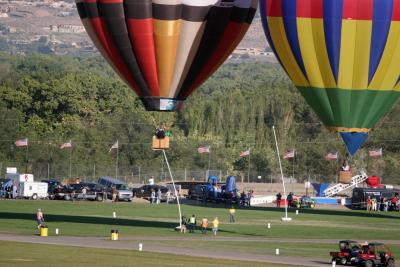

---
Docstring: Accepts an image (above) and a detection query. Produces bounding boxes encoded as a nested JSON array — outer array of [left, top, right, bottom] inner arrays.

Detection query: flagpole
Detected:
[[247, 148, 251, 183], [336, 154, 339, 184], [207, 150, 211, 180], [272, 126, 291, 222], [69, 146, 72, 178], [25, 139, 29, 173], [116, 140, 119, 179]]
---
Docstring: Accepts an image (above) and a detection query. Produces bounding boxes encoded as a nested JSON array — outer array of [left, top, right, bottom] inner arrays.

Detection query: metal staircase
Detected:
[[324, 171, 368, 197]]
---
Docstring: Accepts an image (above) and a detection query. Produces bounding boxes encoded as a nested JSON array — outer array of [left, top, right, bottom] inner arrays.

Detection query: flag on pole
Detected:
[[197, 146, 210, 154], [240, 149, 250, 157], [60, 140, 72, 149], [15, 138, 28, 147], [368, 148, 382, 157], [325, 152, 338, 160], [283, 149, 295, 160], [109, 141, 119, 152]]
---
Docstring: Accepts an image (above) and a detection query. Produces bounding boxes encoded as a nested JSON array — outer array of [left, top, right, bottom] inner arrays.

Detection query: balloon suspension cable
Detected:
[[162, 149, 182, 229], [272, 125, 291, 222]]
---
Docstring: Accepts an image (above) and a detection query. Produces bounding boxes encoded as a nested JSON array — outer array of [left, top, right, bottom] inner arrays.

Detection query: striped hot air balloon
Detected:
[[260, 0, 400, 154], [76, 0, 257, 111]]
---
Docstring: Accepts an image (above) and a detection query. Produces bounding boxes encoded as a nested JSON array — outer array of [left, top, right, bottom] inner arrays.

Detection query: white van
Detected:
[[19, 182, 48, 200]]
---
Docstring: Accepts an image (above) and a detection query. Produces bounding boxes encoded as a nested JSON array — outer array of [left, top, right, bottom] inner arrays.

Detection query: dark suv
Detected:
[[133, 185, 169, 201]]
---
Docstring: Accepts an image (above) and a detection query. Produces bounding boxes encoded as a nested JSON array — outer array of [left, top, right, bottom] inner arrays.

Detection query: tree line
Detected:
[[0, 53, 399, 184]]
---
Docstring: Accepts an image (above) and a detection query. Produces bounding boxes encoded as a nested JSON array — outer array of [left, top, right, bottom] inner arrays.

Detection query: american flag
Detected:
[[325, 152, 338, 160], [197, 146, 210, 154], [240, 149, 250, 157], [109, 141, 118, 152], [15, 138, 28, 147], [283, 149, 295, 160], [369, 148, 382, 157], [60, 140, 72, 149]]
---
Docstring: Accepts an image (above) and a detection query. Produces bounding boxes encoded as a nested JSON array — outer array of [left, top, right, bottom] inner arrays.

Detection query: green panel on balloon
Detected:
[[297, 87, 400, 130]]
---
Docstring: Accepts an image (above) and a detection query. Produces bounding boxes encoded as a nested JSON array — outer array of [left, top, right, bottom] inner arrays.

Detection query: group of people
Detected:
[[150, 188, 163, 204], [366, 195, 400, 212], [275, 192, 294, 207], [0, 181, 18, 199], [180, 214, 220, 235]]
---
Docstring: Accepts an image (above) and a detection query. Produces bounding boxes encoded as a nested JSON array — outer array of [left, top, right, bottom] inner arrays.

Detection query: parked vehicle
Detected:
[[352, 188, 400, 210], [97, 177, 132, 201], [133, 184, 169, 201], [19, 182, 48, 200], [330, 240, 360, 265], [292, 196, 316, 208], [351, 243, 395, 267], [187, 184, 207, 200]]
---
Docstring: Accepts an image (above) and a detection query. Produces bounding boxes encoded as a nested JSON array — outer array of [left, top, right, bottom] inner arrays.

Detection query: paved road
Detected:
[[0, 233, 336, 267]]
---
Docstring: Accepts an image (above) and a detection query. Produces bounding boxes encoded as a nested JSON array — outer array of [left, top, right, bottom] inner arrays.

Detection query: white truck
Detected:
[[19, 182, 48, 200]]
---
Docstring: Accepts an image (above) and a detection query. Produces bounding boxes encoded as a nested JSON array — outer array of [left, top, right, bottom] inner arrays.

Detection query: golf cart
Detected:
[[330, 240, 360, 265], [292, 196, 316, 208], [352, 243, 395, 267]]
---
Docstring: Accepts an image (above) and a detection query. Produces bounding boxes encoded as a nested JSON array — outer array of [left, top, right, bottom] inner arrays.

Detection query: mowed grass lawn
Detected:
[[0, 241, 302, 267], [0, 199, 399, 261]]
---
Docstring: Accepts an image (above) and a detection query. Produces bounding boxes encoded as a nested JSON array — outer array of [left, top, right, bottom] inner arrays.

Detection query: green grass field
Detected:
[[0, 199, 399, 265], [0, 241, 300, 267]]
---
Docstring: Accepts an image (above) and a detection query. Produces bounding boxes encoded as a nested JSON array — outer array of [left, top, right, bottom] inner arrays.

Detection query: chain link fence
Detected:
[[0, 161, 333, 186]]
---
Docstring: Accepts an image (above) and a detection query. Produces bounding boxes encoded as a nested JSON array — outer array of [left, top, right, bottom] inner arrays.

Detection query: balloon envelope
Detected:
[[76, 0, 257, 111], [260, 0, 400, 154]]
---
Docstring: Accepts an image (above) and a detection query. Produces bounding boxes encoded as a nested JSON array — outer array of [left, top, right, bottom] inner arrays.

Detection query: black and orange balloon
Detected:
[[76, 0, 258, 111]]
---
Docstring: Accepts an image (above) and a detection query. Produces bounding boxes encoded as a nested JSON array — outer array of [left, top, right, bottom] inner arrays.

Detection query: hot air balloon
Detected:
[[260, 0, 400, 154], [76, 0, 257, 111]]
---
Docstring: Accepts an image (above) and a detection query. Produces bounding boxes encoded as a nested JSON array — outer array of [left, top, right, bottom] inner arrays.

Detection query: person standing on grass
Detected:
[[201, 217, 209, 234], [276, 192, 282, 208], [156, 188, 161, 204], [150, 189, 156, 204], [212, 217, 219, 236], [229, 206, 236, 223], [112, 186, 117, 202], [189, 214, 196, 233], [366, 196, 372, 211], [36, 208, 45, 229]]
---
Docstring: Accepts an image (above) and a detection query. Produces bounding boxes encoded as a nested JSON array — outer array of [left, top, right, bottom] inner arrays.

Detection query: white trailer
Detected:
[[19, 182, 48, 200]]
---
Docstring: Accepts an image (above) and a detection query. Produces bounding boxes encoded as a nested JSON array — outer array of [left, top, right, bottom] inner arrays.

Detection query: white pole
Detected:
[[138, 166, 141, 184], [162, 149, 182, 228], [116, 140, 119, 179], [184, 168, 187, 182], [247, 149, 251, 183], [272, 126, 291, 222]]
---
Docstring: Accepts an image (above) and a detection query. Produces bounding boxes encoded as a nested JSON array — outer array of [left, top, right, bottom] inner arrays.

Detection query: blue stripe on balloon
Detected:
[[259, 0, 282, 67], [323, 0, 343, 83], [369, 0, 393, 84], [281, 0, 308, 79]]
